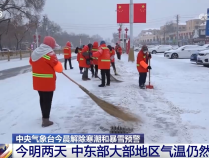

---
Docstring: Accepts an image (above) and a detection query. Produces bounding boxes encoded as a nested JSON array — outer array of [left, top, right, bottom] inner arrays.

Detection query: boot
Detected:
[[98, 84, 105, 87], [70, 67, 74, 69], [140, 85, 145, 89], [106, 84, 110, 86], [80, 70, 83, 74], [42, 118, 53, 127], [87, 78, 91, 80]]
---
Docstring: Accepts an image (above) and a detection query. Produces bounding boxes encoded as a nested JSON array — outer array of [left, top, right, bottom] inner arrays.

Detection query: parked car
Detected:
[[149, 45, 173, 54], [134, 46, 140, 51], [0, 48, 13, 56], [190, 51, 199, 63], [196, 49, 209, 67], [164, 45, 207, 59]]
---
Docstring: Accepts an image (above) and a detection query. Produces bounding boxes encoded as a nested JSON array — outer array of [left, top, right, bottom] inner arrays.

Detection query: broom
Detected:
[[62, 72, 139, 122], [146, 59, 154, 89]]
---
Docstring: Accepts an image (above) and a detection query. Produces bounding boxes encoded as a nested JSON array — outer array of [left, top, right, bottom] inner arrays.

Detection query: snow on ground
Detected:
[[0, 52, 208, 143], [0, 53, 76, 71]]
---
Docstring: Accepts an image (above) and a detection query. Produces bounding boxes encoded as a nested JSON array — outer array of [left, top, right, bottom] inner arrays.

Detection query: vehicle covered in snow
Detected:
[[196, 49, 209, 67], [164, 45, 208, 59], [149, 45, 173, 54]]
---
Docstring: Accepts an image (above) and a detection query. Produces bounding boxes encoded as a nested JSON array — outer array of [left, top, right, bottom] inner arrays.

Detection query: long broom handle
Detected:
[[62, 72, 80, 87]]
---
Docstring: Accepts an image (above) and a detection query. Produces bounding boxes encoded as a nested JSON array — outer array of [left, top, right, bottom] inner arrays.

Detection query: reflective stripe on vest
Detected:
[[32, 73, 53, 78], [137, 64, 139, 67], [110, 51, 112, 53], [92, 49, 98, 51], [64, 48, 69, 49], [101, 59, 110, 62], [43, 55, 50, 60], [64, 53, 69, 55], [92, 57, 98, 59], [101, 47, 108, 49], [143, 56, 146, 58], [80, 58, 84, 60]]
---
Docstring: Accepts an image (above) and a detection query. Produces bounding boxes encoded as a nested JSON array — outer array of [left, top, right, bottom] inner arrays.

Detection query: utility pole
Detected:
[[176, 14, 179, 46]]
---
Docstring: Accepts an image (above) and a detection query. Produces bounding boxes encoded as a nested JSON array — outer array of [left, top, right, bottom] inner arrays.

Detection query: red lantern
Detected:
[[118, 28, 122, 40], [125, 28, 129, 39]]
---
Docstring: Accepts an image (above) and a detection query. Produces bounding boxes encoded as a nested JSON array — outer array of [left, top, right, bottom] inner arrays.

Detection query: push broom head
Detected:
[[146, 84, 154, 89]]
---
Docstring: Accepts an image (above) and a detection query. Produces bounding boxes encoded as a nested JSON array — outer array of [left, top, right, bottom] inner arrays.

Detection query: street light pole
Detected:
[[129, 0, 134, 62]]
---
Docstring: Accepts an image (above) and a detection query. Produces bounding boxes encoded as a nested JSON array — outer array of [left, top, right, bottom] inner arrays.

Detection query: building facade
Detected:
[[139, 18, 205, 45]]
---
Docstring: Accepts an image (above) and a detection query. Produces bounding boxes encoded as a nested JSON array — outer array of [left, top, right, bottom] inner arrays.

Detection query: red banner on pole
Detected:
[[134, 3, 146, 23], [116, 3, 146, 23], [117, 4, 129, 23]]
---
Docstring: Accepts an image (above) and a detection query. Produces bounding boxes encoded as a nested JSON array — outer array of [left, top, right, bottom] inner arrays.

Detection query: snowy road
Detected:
[[0, 57, 76, 80], [0, 53, 208, 143]]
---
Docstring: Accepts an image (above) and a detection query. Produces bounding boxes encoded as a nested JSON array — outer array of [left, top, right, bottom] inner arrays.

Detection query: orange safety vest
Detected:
[[91, 48, 98, 65], [98, 47, 111, 70], [63, 46, 71, 59]]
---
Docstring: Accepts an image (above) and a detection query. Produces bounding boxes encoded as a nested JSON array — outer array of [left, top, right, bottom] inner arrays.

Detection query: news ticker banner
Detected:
[[9, 143, 209, 158], [0, 134, 207, 158]]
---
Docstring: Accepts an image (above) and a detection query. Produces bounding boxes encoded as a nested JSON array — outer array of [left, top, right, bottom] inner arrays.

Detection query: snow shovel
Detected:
[[146, 59, 154, 89], [62, 72, 139, 122]]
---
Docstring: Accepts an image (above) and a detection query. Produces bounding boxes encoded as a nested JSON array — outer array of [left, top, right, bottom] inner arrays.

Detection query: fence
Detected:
[[0, 49, 75, 61]]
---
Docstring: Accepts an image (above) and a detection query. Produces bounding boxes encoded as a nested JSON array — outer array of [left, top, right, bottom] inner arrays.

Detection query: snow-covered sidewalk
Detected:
[[0, 53, 76, 71], [0, 52, 208, 143]]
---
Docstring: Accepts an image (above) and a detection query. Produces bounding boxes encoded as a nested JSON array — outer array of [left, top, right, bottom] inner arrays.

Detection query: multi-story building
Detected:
[[139, 18, 205, 45]]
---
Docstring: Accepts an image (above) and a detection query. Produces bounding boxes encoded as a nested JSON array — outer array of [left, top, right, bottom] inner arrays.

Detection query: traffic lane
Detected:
[[0, 57, 76, 80]]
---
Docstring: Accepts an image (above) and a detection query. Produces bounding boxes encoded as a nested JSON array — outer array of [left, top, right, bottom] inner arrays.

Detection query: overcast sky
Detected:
[[43, 0, 208, 39]]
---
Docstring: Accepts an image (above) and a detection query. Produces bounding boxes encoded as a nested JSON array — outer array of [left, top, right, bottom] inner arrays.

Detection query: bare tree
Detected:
[[161, 21, 175, 44]]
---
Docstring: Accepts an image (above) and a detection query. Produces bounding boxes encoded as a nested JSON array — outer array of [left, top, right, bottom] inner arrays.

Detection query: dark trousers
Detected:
[[78, 62, 83, 71], [38, 91, 54, 119], [111, 62, 116, 73], [64, 58, 72, 69], [90, 65, 94, 75], [116, 52, 121, 60], [95, 65, 98, 76], [82, 68, 89, 79], [101, 69, 110, 85], [139, 72, 147, 86]]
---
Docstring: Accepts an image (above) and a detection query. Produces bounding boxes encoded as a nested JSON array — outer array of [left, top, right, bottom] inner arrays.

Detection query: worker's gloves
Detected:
[[147, 66, 152, 70], [148, 54, 151, 58]]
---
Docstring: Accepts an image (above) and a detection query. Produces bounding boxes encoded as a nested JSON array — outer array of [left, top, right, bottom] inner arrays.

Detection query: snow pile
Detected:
[[0, 52, 208, 143]]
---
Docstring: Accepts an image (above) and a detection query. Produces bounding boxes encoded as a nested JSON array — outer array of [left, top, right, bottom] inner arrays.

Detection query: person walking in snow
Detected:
[[136, 45, 151, 89], [107, 45, 118, 75], [92, 41, 111, 87], [63, 41, 73, 70], [115, 43, 122, 60], [29, 36, 63, 127]]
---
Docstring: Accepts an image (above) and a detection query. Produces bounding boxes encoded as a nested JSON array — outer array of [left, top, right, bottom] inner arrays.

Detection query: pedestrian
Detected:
[[77, 46, 83, 74], [80, 44, 91, 80], [136, 45, 152, 89], [92, 41, 111, 87], [107, 45, 118, 75], [29, 36, 63, 127], [63, 41, 73, 70], [115, 43, 122, 60], [91, 42, 99, 78]]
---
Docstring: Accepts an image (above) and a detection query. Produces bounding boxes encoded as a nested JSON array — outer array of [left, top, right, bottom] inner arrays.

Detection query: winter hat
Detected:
[[107, 45, 112, 51], [100, 41, 106, 45], [142, 45, 148, 51]]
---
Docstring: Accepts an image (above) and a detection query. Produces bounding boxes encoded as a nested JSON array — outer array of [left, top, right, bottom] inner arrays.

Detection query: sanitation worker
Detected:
[[136, 45, 152, 89], [80, 44, 92, 80], [63, 41, 73, 70], [107, 45, 118, 75], [29, 36, 63, 127], [115, 43, 122, 60], [91, 41, 99, 78], [92, 41, 111, 87], [77, 46, 84, 74]]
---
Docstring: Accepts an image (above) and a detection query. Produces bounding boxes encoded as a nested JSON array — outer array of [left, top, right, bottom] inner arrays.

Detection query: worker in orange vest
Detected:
[[115, 43, 122, 60], [92, 41, 111, 87], [76, 46, 84, 74], [63, 41, 73, 70], [91, 41, 99, 78], [80, 44, 92, 80], [29, 36, 63, 127], [107, 45, 118, 75], [137, 45, 152, 89]]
